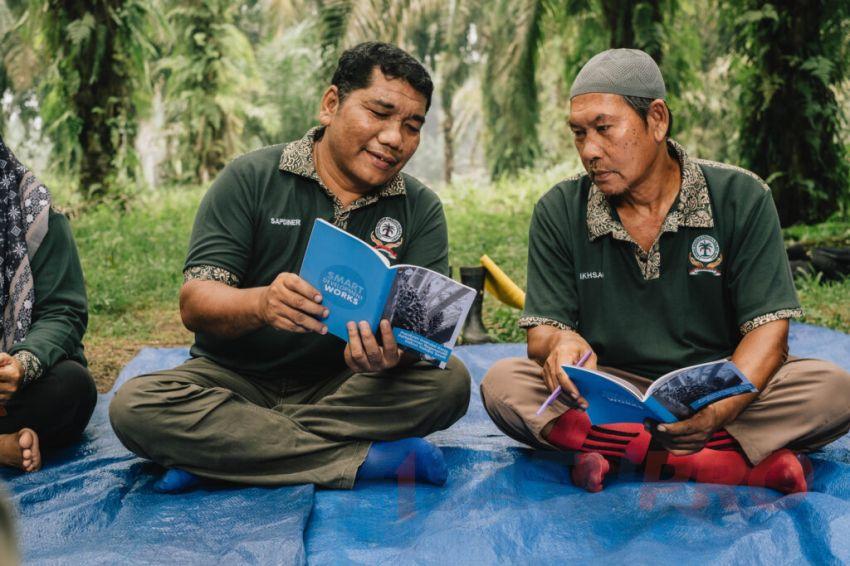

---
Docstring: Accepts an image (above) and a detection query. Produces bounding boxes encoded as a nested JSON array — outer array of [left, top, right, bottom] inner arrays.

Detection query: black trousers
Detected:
[[0, 360, 97, 451]]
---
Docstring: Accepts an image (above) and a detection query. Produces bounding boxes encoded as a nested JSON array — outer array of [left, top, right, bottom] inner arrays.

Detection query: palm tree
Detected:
[[24, 0, 156, 201], [728, 0, 850, 225], [158, 0, 260, 184], [403, 0, 480, 184], [600, 0, 664, 61], [0, 0, 37, 135], [480, 0, 543, 179]]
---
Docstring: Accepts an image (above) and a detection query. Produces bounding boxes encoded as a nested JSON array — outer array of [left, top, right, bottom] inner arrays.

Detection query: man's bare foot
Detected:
[[0, 428, 41, 472], [571, 452, 610, 493]]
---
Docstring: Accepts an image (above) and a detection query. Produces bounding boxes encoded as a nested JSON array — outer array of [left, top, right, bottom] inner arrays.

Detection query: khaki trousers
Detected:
[[109, 356, 471, 489], [481, 357, 850, 465]]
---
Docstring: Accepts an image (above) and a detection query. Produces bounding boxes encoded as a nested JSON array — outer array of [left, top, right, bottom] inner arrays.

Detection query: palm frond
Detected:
[[481, 0, 543, 178], [158, 0, 263, 184]]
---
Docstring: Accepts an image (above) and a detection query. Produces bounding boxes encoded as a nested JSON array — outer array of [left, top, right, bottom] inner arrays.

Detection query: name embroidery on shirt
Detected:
[[270, 218, 301, 226], [579, 272, 604, 280]]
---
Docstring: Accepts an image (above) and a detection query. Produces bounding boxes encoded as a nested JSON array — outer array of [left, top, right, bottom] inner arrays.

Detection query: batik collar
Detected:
[[585, 139, 713, 280], [586, 138, 713, 242]]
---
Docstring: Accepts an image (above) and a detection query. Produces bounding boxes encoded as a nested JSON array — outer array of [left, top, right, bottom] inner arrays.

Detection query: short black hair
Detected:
[[623, 95, 673, 137], [331, 42, 433, 111]]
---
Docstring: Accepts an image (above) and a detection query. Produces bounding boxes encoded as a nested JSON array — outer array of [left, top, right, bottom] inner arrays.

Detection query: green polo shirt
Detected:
[[9, 210, 88, 383], [520, 140, 802, 379], [184, 127, 449, 380]]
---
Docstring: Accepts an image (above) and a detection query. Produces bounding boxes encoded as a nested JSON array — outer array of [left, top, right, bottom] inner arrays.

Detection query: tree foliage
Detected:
[[433, 2, 479, 184], [250, 19, 325, 146], [25, 0, 155, 201], [158, 0, 260, 184], [1, 0, 847, 222], [481, 0, 542, 179], [728, 0, 850, 225], [0, 0, 37, 135]]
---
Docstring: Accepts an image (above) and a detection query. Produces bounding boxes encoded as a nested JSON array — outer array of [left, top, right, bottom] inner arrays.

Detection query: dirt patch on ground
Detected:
[[87, 309, 192, 392]]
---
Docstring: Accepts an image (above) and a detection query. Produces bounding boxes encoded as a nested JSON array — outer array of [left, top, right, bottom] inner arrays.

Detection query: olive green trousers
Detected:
[[109, 356, 470, 489]]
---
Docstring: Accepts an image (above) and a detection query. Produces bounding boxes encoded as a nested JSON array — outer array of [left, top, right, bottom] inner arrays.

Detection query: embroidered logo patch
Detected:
[[371, 217, 403, 260], [374, 217, 402, 243], [689, 234, 722, 276]]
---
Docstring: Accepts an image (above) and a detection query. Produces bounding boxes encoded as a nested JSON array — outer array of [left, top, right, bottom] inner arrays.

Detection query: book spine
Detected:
[[643, 396, 679, 423]]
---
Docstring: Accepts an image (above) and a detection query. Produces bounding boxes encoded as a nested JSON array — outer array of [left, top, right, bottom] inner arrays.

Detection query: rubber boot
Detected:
[[460, 266, 493, 344]]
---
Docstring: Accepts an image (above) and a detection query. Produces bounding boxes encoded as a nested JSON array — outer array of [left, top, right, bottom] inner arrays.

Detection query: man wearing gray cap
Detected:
[[480, 49, 850, 494]]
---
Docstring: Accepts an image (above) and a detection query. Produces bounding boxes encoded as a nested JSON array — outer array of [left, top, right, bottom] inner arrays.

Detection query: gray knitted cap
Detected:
[[570, 48, 666, 100]]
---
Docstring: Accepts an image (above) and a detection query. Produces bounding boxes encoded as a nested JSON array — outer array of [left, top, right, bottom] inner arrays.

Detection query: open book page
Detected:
[[563, 366, 658, 424], [299, 219, 395, 341], [381, 265, 475, 368], [645, 360, 756, 421]]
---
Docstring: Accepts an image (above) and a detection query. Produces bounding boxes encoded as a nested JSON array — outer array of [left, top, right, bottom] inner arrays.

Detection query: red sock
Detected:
[[746, 450, 808, 494], [704, 429, 738, 450], [546, 409, 651, 464], [546, 411, 807, 494], [571, 452, 610, 493], [650, 448, 750, 485], [646, 448, 807, 494]]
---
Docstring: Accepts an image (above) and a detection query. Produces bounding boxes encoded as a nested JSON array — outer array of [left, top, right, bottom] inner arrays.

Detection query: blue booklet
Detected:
[[299, 219, 476, 368], [565, 360, 757, 424]]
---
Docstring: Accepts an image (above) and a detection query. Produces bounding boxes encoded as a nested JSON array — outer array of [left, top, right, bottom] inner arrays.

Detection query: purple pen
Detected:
[[534, 350, 593, 416]]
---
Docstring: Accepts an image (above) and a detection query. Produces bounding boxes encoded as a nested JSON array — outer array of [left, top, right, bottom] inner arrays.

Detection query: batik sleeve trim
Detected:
[[739, 308, 804, 335], [518, 315, 577, 331], [183, 265, 241, 287], [14, 350, 43, 388]]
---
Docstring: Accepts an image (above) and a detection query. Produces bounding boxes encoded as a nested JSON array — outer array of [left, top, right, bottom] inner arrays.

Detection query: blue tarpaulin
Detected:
[[3, 322, 849, 564]]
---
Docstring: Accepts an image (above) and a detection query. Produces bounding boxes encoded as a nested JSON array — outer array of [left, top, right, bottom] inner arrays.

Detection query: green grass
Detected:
[[49, 183, 204, 388], [71, 187, 205, 334], [443, 164, 575, 343], [51, 168, 850, 386], [784, 216, 850, 248], [782, 213, 850, 332], [793, 273, 850, 332]]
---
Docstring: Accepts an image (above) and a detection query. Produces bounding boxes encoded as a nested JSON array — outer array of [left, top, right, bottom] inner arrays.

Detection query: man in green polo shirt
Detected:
[[481, 48, 850, 494], [109, 42, 470, 492]]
